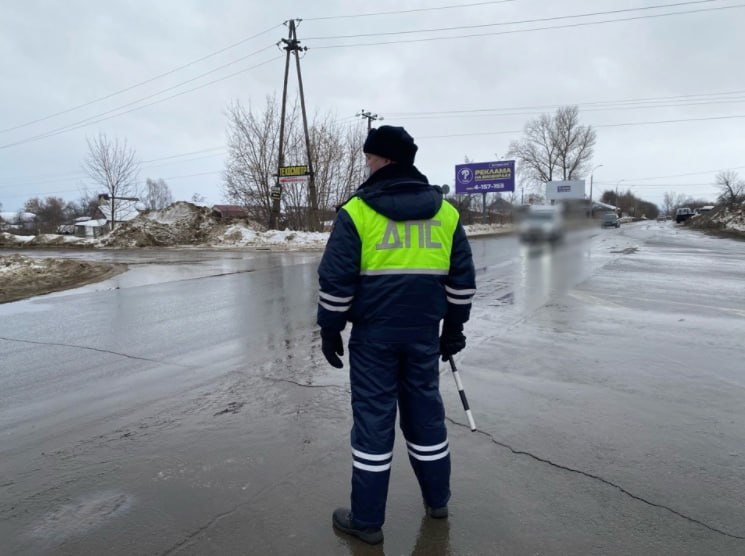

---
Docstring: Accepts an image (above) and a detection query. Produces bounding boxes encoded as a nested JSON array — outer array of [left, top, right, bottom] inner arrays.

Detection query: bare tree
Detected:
[[507, 106, 596, 187], [191, 193, 206, 204], [23, 196, 67, 233], [83, 133, 140, 229], [715, 170, 745, 206], [662, 191, 677, 217], [223, 95, 366, 230], [144, 178, 174, 210]]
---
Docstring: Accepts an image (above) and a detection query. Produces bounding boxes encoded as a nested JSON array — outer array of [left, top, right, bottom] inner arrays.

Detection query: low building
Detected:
[[0, 211, 37, 232], [74, 219, 109, 238], [212, 205, 248, 220]]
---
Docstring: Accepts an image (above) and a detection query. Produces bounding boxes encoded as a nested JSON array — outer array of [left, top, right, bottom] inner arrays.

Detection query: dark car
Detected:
[[601, 212, 620, 228], [676, 207, 694, 223]]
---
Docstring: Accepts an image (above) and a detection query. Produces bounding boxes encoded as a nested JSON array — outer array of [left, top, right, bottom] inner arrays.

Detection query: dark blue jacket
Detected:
[[317, 164, 476, 343]]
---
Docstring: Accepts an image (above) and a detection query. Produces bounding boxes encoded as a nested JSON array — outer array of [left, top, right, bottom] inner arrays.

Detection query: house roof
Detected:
[[98, 201, 141, 222], [75, 219, 108, 228], [0, 211, 36, 223], [212, 205, 247, 218]]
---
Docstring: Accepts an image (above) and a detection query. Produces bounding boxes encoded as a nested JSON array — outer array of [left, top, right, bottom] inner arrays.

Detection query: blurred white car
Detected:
[[518, 205, 565, 243]]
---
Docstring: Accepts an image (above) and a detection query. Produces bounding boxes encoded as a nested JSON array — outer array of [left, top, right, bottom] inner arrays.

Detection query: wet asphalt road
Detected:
[[1, 223, 744, 555]]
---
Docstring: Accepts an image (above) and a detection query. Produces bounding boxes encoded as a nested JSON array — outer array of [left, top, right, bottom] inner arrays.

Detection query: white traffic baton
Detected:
[[447, 356, 476, 431]]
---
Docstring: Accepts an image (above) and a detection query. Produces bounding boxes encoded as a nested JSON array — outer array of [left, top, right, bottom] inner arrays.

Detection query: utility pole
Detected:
[[589, 164, 603, 218], [269, 19, 318, 231], [357, 109, 383, 131], [98, 193, 139, 230]]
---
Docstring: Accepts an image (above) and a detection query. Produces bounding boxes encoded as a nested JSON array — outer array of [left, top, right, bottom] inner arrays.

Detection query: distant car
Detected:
[[601, 212, 620, 228], [675, 207, 695, 223], [518, 205, 565, 243], [656, 215, 666, 222]]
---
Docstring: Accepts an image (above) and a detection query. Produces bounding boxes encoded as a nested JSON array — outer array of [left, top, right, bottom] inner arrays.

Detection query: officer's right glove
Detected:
[[320, 328, 344, 368], [440, 321, 466, 362]]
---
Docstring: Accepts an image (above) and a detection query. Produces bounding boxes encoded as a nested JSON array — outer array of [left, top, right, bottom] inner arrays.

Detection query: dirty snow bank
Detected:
[[0, 254, 125, 304], [0, 202, 514, 251], [0, 232, 96, 248], [690, 203, 745, 236]]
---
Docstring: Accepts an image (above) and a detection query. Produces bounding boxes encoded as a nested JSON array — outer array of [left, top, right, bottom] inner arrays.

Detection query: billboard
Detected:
[[545, 180, 586, 201], [454, 160, 515, 194]]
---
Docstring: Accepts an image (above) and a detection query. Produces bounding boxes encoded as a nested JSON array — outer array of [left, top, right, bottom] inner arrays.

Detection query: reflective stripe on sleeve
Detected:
[[445, 286, 476, 296], [319, 291, 354, 303], [319, 301, 350, 312]]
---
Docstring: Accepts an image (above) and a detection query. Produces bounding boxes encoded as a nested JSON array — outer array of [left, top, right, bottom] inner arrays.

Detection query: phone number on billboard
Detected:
[[470, 184, 504, 191]]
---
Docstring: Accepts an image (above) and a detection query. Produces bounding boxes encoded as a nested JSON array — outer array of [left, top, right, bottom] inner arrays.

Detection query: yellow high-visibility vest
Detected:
[[342, 196, 460, 276]]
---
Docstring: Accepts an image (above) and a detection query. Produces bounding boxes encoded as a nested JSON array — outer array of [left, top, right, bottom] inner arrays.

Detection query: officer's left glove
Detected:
[[440, 321, 466, 362], [320, 328, 344, 368]]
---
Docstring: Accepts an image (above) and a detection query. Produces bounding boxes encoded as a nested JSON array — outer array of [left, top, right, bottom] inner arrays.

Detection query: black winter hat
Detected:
[[363, 125, 418, 165]]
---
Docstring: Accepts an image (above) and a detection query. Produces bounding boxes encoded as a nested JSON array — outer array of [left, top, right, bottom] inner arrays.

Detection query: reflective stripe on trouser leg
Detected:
[[349, 339, 399, 530], [398, 339, 451, 509]]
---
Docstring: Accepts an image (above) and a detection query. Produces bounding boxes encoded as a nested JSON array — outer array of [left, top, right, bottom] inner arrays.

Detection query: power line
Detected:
[[595, 113, 745, 128], [0, 46, 277, 148], [303, 0, 518, 21], [0, 56, 282, 150], [596, 165, 745, 184], [0, 24, 282, 134], [0, 170, 225, 202], [0, 147, 227, 189], [396, 97, 745, 122], [310, 4, 745, 49], [388, 89, 745, 117], [416, 113, 745, 139], [305, 0, 716, 40]]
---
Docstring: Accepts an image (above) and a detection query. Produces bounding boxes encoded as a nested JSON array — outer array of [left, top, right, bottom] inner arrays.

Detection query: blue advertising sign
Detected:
[[454, 160, 515, 194]]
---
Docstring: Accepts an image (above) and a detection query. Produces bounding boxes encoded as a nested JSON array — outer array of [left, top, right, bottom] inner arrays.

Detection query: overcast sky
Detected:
[[1, 0, 744, 213]]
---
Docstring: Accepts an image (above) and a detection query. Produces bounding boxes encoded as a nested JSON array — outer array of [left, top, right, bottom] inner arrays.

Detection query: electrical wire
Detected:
[[397, 98, 745, 122], [387, 89, 745, 117], [303, 0, 518, 21], [0, 56, 282, 150], [304, 0, 716, 40], [415, 113, 745, 139], [310, 4, 745, 49], [0, 147, 227, 189], [0, 24, 282, 134]]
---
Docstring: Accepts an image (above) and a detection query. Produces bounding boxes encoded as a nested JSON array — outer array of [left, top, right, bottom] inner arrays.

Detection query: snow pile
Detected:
[[1, 203, 515, 251], [0, 254, 45, 274], [709, 204, 745, 232], [0, 254, 123, 304], [100, 202, 217, 247], [99, 202, 326, 249], [0, 232, 95, 248], [144, 202, 204, 225], [690, 204, 745, 235]]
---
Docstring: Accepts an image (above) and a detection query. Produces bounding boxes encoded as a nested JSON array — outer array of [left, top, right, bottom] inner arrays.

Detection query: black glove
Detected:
[[440, 321, 466, 362], [320, 328, 344, 368]]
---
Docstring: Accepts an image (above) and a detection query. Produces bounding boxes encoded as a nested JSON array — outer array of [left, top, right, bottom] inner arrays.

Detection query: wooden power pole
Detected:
[[268, 19, 318, 231], [357, 109, 383, 131]]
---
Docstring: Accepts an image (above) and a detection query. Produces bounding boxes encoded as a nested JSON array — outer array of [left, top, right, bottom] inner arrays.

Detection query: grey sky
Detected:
[[1, 0, 744, 212]]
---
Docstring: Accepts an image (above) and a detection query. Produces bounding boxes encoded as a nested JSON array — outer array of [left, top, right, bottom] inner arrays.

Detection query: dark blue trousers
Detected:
[[348, 336, 451, 529]]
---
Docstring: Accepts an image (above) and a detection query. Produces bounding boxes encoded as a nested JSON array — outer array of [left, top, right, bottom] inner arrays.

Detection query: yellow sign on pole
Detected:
[[279, 165, 309, 177]]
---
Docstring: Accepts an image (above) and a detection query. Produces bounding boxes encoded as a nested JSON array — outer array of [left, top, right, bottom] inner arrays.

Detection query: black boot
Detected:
[[425, 504, 449, 519], [332, 508, 383, 545]]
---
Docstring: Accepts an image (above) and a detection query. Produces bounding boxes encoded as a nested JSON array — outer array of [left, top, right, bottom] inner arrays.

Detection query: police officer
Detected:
[[317, 125, 476, 545]]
